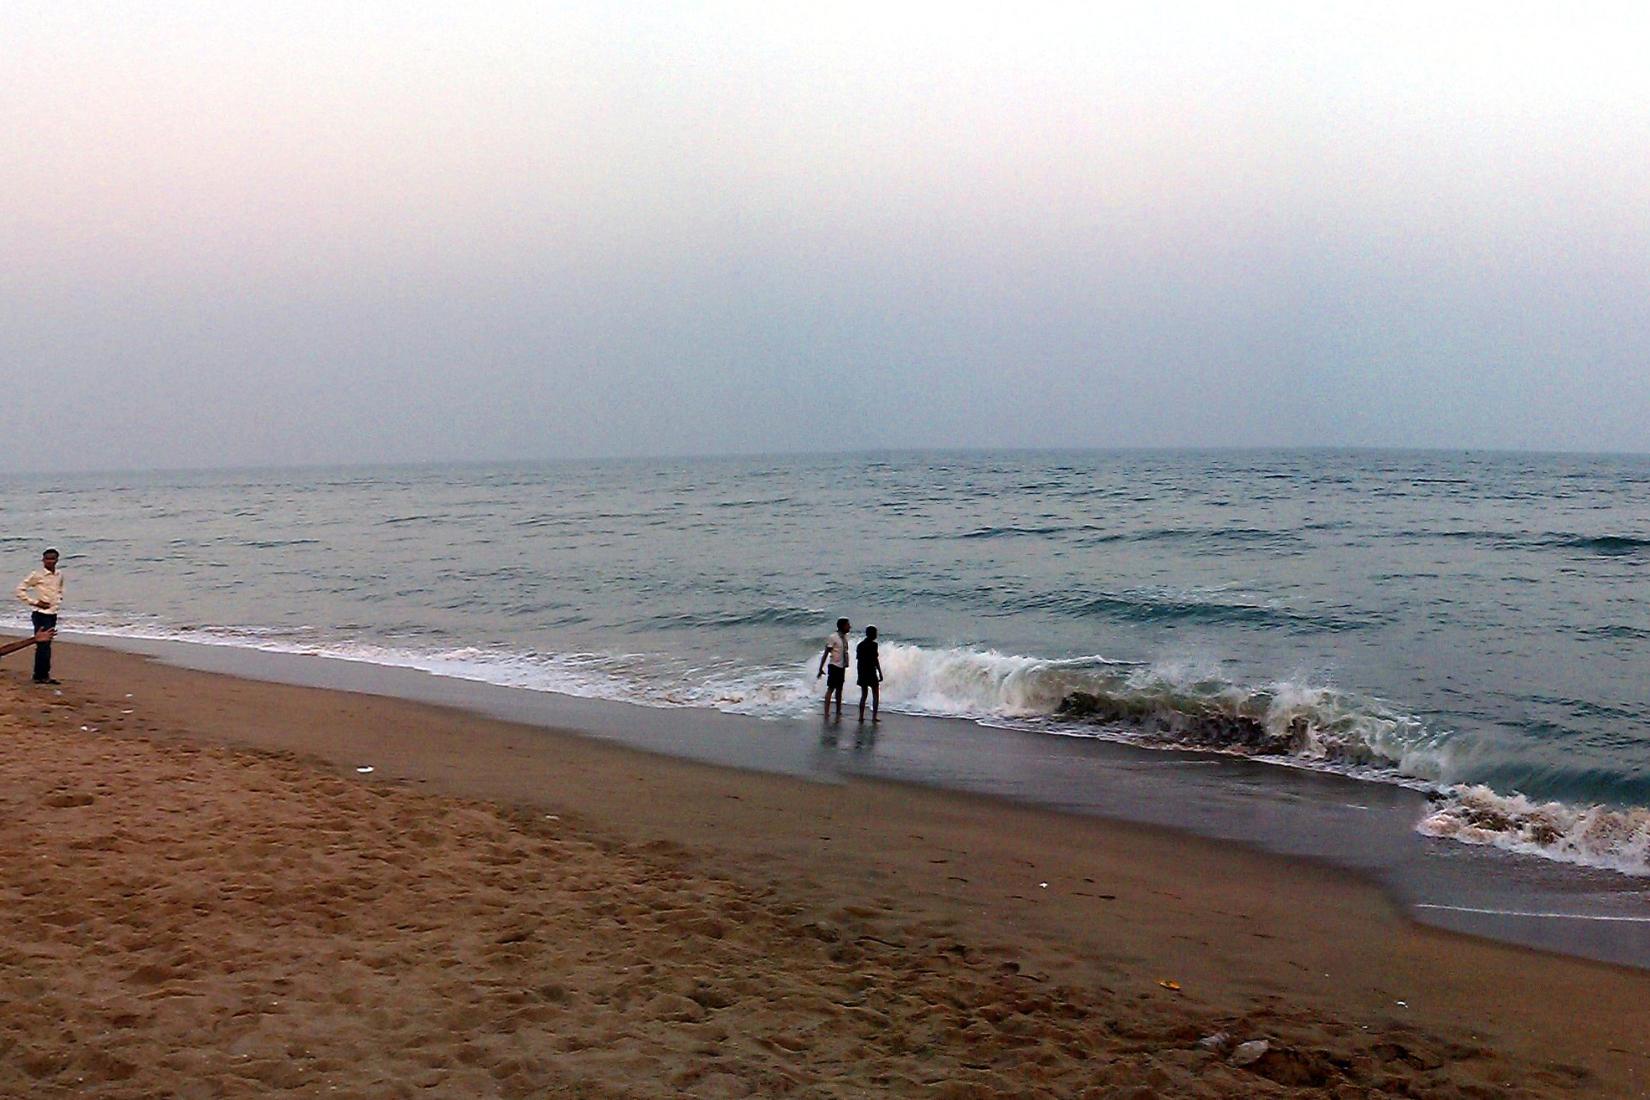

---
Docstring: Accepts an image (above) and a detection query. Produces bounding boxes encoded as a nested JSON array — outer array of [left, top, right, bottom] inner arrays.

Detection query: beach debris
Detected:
[[1039, 881, 1048, 888], [804, 920, 843, 943], [1156, 979, 1181, 992], [1230, 1039, 1270, 1067], [1395, 1000, 1407, 1008], [1197, 1031, 1233, 1053], [544, 814, 560, 821], [355, 766, 374, 774]]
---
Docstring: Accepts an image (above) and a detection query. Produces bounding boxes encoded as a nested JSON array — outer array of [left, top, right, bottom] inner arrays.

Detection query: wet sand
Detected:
[[0, 641, 1645, 1098]]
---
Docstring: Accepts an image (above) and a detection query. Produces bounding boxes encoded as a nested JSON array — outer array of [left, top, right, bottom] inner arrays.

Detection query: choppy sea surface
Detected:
[[5, 450, 1650, 876]]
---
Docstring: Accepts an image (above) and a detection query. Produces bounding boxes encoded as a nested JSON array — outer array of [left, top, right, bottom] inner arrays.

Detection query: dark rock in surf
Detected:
[[1056, 691, 1312, 757]]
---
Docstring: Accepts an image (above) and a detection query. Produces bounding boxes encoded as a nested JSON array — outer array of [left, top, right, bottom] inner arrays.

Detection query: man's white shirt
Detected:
[[16, 569, 64, 614]]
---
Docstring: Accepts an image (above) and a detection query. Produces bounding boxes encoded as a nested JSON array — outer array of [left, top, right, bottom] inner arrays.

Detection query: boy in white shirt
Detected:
[[816, 617, 851, 719]]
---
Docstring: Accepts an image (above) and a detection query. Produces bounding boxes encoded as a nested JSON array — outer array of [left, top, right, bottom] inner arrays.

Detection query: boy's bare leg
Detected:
[[871, 683, 880, 721]]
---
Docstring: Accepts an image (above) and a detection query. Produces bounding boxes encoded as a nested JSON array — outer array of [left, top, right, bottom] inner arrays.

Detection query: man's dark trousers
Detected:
[[31, 611, 54, 682]]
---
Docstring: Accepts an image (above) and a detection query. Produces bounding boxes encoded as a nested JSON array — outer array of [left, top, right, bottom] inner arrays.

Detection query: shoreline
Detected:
[[0, 639, 1645, 1094], [57, 631, 1650, 972]]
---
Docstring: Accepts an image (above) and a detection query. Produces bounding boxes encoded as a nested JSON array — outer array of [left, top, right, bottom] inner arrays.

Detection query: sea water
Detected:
[[4, 449, 1649, 876]]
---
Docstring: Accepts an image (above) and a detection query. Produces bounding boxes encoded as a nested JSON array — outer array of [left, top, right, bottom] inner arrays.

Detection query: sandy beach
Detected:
[[0, 641, 1644, 1098]]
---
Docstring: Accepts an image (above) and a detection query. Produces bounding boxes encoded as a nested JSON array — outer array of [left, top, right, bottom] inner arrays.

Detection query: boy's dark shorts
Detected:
[[826, 666, 846, 689]]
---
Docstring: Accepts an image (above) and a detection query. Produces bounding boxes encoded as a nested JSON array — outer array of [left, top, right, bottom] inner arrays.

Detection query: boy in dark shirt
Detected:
[[856, 626, 883, 722]]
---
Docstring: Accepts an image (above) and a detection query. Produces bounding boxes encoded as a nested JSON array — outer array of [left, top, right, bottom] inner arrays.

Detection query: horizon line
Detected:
[[3, 442, 1649, 480]]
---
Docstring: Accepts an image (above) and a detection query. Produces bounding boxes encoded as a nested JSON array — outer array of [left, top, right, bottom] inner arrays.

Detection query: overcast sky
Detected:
[[4, 2, 1648, 471]]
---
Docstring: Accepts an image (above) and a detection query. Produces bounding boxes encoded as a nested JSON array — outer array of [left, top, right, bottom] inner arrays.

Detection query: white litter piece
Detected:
[[355, 766, 374, 774]]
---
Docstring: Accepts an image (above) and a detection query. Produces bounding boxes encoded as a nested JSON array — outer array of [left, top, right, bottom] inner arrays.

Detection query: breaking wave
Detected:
[[866, 644, 1443, 777], [865, 645, 1650, 875], [1419, 787, 1650, 875]]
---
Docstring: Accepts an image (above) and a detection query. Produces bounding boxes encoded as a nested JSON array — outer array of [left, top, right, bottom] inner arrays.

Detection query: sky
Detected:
[[4, 1, 1648, 471]]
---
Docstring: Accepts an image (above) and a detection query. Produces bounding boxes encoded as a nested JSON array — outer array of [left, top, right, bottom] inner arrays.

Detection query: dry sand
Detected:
[[0, 641, 1645, 1098]]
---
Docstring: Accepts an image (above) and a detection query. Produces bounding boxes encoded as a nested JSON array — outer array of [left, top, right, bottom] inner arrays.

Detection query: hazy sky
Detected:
[[5, 2, 1648, 471]]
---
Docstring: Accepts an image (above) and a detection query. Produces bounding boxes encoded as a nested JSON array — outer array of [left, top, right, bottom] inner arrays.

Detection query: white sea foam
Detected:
[[874, 644, 1121, 718], [1414, 904, 1650, 923], [1419, 786, 1650, 876], [60, 615, 678, 709]]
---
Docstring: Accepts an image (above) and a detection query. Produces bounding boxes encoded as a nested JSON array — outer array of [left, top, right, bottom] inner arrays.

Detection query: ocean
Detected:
[[6, 449, 1650, 889]]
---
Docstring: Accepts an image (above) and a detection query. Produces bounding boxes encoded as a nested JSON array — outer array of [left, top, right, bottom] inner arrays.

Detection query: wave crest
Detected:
[[876, 645, 1438, 776], [1554, 534, 1650, 556], [1419, 786, 1650, 875], [878, 646, 1650, 876]]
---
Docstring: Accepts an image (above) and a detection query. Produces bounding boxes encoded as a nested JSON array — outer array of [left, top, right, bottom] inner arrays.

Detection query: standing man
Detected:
[[855, 626, 883, 722], [17, 547, 63, 684], [816, 617, 851, 719]]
